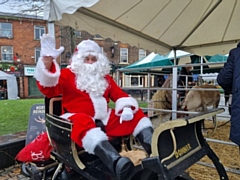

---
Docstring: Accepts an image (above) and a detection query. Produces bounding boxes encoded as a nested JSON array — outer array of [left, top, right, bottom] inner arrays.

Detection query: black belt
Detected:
[[95, 119, 106, 133]]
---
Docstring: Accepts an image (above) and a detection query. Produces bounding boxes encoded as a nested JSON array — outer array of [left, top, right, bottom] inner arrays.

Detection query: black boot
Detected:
[[136, 127, 153, 155], [57, 166, 72, 180], [94, 140, 134, 179]]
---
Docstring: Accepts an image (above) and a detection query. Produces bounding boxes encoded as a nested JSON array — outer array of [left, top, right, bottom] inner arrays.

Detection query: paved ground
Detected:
[[0, 131, 29, 180]]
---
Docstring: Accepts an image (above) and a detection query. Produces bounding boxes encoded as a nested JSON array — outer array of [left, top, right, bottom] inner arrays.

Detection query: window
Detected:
[[93, 34, 103, 40], [131, 76, 143, 86], [0, 23, 12, 38], [34, 26, 45, 40], [74, 30, 81, 38], [100, 47, 104, 53], [120, 48, 128, 63], [139, 49, 146, 60], [35, 47, 41, 63], [28, 77, 42, 97], [124, 75, 143, 87], [1, 46, 13, 61]]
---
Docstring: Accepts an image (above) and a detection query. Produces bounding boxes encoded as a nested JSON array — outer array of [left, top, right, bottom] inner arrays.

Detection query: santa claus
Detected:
[[34, 34, 153, 179]]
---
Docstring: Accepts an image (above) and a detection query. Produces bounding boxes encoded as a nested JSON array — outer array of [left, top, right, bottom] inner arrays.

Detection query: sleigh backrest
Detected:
[[45, 96, 86, 171], [45, 114, 86, 170], [44, 96, 62, 116]]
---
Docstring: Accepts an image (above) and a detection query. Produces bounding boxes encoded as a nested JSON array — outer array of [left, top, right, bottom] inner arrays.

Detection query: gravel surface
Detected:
[[187, 120, 240, 180], [0, 164, 30, 180], [1, 119, 238, 180]]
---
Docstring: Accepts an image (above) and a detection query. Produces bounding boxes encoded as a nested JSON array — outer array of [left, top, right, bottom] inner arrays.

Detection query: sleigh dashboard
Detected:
[[148, 108, 227, 179]]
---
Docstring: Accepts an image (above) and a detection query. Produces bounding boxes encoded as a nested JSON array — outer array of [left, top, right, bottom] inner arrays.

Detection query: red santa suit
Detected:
[[35, 59, 152, 154]]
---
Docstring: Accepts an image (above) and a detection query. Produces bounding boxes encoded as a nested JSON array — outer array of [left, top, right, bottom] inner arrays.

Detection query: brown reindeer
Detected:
[[181, 84, 221, 135], [181, 84, 220, 112], [152, 75, 182, 123]]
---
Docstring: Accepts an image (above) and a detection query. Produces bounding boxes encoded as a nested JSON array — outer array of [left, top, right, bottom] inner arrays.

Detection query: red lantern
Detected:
[[10, 66, 15, 72], [14, 55, 17, 61]]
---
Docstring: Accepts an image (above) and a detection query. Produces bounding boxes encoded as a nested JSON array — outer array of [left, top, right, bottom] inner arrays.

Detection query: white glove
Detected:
[[40, 34, 64, 59], [120, 107, 133, 124]]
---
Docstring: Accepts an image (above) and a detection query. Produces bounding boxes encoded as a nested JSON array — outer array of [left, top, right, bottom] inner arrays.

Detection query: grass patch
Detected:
[[0, 98, 148, 136], [0, 98, 44, 136]]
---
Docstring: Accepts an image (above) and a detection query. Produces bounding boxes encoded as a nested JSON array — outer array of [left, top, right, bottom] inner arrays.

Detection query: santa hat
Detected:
[[76, 39, 101, 58], [40, 34, 64, 59]]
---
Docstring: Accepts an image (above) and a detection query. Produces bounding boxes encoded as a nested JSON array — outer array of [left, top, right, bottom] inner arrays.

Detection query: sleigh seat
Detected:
[[45, 97, 140, 180]]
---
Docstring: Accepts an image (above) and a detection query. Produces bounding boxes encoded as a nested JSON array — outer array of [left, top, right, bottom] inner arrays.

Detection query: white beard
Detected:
[[72, 61, 109, 96], [70, 51, 111, 96]]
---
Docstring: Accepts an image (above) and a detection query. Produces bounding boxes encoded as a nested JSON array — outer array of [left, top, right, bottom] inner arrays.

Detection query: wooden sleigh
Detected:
[[24, 97, 229, 180]]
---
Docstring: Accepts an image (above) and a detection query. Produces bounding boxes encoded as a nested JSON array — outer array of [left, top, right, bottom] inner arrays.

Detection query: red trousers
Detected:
[[68, 109, 146, 147]]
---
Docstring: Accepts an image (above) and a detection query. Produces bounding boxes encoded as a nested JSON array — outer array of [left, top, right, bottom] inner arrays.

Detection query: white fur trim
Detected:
[[77, 40, 101, 55], [132, 117, 152, 137], [101, 109, 112, 125], [60, 113, 95, 123], [115, 97, 139, 116], [60, 113, 75, 119], [34, 58, 60, 87], [89, 93, 108, 120], [82, 127, 108, 154]]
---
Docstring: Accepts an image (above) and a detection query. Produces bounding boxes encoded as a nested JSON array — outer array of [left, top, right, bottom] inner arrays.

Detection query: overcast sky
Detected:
[[0, 0, 44, 16]]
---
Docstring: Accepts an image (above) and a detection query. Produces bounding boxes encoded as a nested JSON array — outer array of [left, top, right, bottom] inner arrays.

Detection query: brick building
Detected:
[[60, 27, 150, 67], [0, 13, 62, 98], [60, 27, 152, 89], [0, 13, 151, 99]]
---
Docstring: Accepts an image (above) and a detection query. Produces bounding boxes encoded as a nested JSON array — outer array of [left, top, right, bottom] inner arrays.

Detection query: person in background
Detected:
[[224, 90, 232, 116], [34, 34, 153, 179], [217, 43, 240, 147], [177, 63, 195, 101], [157, 75, 165, 87]]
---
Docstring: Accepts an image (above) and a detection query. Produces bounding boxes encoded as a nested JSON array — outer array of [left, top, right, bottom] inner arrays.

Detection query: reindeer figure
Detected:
[[152, 75, 177, 123], [181, 84, 221, 135], [181, 84, 220, 112]]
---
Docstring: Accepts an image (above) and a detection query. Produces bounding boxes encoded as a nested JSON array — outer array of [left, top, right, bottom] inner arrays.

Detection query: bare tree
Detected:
[[1, 0, 44, 17], [0, 0, 8, 5]]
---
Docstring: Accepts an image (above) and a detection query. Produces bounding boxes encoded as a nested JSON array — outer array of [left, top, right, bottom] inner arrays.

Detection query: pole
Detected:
[[48, 22, 55, 37], [147, 73, 151, 101], [172, 50, 178, 119], [116, 70, 120, 86], [200, 56, 203, 75]]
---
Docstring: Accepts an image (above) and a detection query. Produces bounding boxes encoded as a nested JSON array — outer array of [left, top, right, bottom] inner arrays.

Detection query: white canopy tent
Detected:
[[200, 73, 219, 81], [43, 0, 239, 118], [44, 0, 239, 56], [0, 71, 18, 100]]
